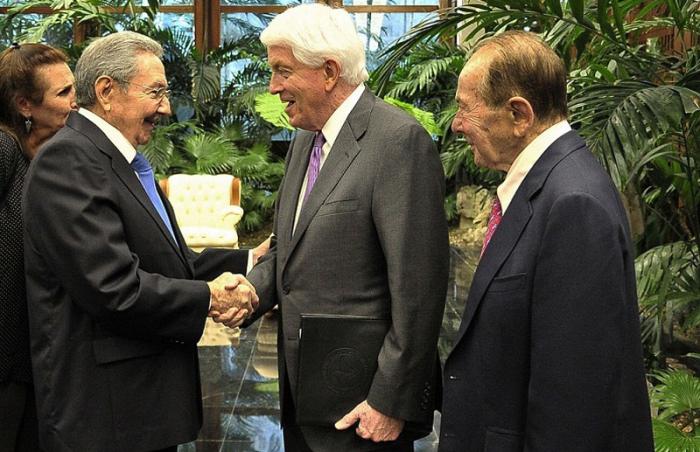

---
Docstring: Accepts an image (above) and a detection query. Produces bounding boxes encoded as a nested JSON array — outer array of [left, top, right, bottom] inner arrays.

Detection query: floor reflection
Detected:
[[182, 247, 476, 451]]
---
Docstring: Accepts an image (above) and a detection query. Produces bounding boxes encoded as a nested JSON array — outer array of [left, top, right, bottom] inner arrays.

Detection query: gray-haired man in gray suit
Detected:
[[230, 3, 449, 451]]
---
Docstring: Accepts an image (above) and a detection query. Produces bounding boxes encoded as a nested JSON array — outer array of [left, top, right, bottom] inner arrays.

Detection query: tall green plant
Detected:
[[1, 0, 286, 233]]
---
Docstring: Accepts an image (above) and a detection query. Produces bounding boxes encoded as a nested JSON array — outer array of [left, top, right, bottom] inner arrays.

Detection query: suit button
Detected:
[[448, 375, 459, 380]]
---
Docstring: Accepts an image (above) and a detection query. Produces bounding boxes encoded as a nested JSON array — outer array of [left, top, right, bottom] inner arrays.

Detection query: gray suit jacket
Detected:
[[248, 89, 449, 450]]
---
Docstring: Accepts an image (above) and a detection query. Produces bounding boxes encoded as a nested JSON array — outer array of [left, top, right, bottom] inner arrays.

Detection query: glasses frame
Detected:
[[124, 80, 171, 101]]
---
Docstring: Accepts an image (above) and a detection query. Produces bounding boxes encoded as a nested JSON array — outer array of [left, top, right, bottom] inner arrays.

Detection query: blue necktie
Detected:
[[130, 153, 177, 243]]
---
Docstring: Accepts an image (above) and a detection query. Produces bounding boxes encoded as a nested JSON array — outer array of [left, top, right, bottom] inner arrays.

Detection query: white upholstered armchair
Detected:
[[159, 174, 244, 251]]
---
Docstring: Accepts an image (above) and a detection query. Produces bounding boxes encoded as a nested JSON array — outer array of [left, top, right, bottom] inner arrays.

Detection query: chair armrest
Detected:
[[231, 177, 241, 206], [158, 177, 169, 197], [220, 205, 244, 229]]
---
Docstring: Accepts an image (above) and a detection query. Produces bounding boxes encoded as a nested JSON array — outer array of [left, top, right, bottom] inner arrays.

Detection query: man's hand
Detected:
[[207, 273, 258, 327], [335, 400, 404, 442], [252, 235, 272, 266]]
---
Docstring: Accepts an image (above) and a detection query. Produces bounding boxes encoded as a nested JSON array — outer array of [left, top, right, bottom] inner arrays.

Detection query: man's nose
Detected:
[[269, 74, 282, 94], [451, 117, 462, 135], [158, 96, 172, 116]]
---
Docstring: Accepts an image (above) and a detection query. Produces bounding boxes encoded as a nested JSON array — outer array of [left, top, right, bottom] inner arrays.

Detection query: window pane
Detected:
[[113, 12, 194, 37], [221, 12, 271, 43], [344, 0, 438, 5], [221, 0, 305, 5], [353, 11, 434, 69], [153, 12, 194, 35], [220, 13, 272, 84], [130, 0, 194, 4]]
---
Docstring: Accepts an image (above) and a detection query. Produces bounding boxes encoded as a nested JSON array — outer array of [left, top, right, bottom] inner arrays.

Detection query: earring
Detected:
[[24, 117, 32, 134]]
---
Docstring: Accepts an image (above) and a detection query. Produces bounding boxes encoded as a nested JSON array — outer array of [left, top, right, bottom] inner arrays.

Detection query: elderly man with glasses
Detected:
[[23, 31, 257, 452]]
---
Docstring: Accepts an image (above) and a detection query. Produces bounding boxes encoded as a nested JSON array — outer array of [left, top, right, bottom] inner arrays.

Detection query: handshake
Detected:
[[207, 272, 259, 329]]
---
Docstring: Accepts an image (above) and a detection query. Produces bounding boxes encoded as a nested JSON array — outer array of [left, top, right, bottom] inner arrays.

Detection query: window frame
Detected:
[[1, 0, 450, 51]]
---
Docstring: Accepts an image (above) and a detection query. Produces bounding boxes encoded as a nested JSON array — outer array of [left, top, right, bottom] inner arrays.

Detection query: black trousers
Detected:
[[0, 380, 41, 452]]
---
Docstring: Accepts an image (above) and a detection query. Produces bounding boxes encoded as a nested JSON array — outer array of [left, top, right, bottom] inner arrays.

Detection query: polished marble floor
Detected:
[[180, 246, 478, 451]]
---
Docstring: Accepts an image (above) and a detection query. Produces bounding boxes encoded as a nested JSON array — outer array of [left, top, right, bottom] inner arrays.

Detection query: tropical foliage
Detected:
[[650, 370, 700, 451], [0, 0, 285, 232]]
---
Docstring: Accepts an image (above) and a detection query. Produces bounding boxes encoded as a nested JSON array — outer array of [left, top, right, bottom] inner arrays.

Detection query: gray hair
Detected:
[[260, 4, 368, 85], [75, 31, 163, 108]]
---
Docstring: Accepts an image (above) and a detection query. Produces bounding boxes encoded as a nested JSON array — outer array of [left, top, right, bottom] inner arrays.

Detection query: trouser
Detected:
[[0, 380, 41, 452]]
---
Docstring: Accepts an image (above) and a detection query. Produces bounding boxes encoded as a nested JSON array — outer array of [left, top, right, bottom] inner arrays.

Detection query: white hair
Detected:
[[260, 4, 369, 85]]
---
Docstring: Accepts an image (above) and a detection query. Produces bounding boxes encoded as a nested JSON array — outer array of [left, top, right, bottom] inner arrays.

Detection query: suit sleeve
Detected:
[[244, 136, 299, 324], [188, 247, 249, 280], [366, 122, 450, 422], [24, 144, 210, 344], [525, 192, 632, 450]]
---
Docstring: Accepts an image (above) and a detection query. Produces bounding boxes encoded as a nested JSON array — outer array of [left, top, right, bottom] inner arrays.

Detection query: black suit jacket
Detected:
[[247, 89, 450, 450], [439, 131, 653, 451], [22, 111, 247, 452]]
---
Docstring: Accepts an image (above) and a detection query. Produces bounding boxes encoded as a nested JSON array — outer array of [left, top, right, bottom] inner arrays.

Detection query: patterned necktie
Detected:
[[480, 196, 502, 257], [303, 132, 326, 204], [130, 153, 177, 243]]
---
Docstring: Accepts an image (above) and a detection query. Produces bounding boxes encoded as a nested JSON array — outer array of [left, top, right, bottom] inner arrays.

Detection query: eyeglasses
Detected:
[[125, 81, 171, 101]]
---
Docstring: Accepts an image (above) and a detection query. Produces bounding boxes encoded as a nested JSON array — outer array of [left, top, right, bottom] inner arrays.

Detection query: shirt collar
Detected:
[[497, 119, 571, 213], [78, 108, 137, 164], [320, 84, 365, 148]]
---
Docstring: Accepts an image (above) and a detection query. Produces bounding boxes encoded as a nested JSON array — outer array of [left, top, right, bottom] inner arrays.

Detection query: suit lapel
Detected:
[[454, 131, 587, 343], [278, 132, 315, 243], [286, 90, 374, 258], [67, 112, 190, 270]]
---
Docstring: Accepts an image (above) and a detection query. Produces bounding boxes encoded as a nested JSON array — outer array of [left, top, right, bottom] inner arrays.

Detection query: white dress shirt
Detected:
[[497, 120, 572, 214], [293, 84, 366, 231]]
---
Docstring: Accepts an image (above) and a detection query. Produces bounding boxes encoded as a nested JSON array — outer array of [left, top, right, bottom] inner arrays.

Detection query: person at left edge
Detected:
[[22, 31, 257, 452], [0, 42, 77, 452]]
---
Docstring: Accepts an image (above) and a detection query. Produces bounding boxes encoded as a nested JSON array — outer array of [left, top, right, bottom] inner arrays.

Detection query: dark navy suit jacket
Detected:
[[439, 131, 653, 451]]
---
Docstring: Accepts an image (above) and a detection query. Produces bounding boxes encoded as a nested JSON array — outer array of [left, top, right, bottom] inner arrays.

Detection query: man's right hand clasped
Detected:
[[207, 272, 258, 328]]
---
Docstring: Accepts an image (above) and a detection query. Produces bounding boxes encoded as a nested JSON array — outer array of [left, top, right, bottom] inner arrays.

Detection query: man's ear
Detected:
[[323, 59, 341, 92], [508, 96, 535, 138], [95, 76, 115, 112]]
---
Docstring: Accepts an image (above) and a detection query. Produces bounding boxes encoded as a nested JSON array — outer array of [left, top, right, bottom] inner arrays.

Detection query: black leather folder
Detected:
[[295, 314, 390, 426]]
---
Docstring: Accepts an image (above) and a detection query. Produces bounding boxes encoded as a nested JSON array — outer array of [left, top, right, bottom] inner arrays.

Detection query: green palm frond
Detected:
[[141, 121, 198, 175], [636, 242, 698, 306], [652, 370, 700, 419], [181, 132, 237, 175], [571, 82, 700, 188], [653, 419, 700, 452], [636, 242, 700, 352], [230, 142, 275, 181], [254, 93, 293, 130], [384, 97, 440, 136], [9, 0, 118, 41], [190, 62, 221, 106], [385, 54, 463, 99]]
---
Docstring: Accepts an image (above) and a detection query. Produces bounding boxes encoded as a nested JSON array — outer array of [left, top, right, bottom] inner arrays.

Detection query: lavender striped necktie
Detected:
[[303, 132, 326, 204]]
